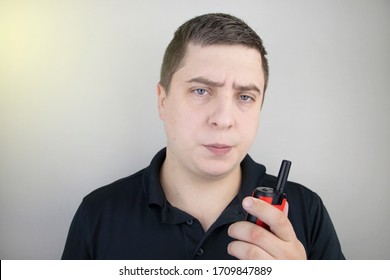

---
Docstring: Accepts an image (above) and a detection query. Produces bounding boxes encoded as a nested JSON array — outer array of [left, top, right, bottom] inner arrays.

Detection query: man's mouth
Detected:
[[204, 144, 233, 156]]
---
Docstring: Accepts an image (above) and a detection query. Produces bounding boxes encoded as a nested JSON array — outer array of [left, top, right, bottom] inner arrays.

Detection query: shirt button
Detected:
[[186, 219, 194, 225], [197, 248, 204, 256]]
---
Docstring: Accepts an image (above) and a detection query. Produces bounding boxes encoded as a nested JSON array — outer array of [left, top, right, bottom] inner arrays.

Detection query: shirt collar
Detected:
[[143, 148, 167, 207], [238, 153, 267, 199]]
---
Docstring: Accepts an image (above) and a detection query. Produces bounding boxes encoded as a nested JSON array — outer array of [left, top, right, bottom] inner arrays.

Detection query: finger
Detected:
[[243, 197, 296, 242], [227, 240, 274, 260], [229, 221, 307, 260], [228, 221, 285, 258], [283, 201, 289, 216], [228, 221, 274, 244]]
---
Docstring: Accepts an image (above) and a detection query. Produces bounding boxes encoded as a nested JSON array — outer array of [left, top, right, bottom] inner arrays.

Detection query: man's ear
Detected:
[[157, 83, 167, 121]]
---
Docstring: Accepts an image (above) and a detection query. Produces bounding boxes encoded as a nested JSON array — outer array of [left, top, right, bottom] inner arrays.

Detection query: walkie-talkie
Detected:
[[246, 160, 291, 230]]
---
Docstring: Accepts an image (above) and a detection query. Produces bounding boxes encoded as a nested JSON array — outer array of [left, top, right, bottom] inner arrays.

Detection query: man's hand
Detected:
[[227, 196, 307, 259]]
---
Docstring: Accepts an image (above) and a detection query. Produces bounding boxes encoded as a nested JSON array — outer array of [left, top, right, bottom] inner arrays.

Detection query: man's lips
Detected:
[[204, 144, 233, 155]]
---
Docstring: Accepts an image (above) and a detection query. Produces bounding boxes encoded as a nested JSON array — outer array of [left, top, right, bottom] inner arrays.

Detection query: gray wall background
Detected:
[[1, 0, 389, 259]]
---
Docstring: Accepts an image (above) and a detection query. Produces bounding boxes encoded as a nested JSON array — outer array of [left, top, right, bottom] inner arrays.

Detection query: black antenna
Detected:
[[275, 160, 291, 193]]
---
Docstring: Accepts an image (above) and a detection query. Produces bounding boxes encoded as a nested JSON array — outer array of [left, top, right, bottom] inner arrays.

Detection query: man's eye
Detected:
[[194, 88, 207, 95], [240, 95, 254, 102]]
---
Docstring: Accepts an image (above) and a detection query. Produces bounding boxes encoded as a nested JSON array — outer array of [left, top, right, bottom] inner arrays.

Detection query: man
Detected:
[[62, 13, 345, 260]]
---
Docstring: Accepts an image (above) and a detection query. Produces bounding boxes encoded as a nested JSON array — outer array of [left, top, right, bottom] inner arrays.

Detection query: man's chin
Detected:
[[196, 159, 241, 179]]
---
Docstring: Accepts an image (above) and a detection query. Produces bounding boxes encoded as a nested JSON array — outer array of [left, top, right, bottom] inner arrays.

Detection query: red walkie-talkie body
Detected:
[[246, 160, 291, 230]]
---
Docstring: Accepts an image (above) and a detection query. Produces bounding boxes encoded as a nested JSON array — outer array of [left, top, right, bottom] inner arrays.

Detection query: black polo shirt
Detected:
[[62, 148, 345, 260]]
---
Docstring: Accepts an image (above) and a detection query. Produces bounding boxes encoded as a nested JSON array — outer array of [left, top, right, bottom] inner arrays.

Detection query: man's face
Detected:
[[158, 43, 265, 179]]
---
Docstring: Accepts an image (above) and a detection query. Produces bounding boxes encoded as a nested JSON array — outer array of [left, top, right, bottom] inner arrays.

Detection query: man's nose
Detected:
[[207, 95, 235, 129]]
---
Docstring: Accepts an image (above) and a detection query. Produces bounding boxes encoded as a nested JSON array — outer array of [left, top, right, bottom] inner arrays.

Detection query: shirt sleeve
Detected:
[[307, 195, 345, 260], [61, 201, 92, 260]]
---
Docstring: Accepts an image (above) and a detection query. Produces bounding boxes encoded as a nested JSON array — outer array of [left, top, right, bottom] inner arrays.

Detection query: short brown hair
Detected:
[[160, 13, 269, 93]]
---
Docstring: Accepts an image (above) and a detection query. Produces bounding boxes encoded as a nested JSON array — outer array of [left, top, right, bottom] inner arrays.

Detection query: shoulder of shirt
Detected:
[[81, 167, 147, 206]]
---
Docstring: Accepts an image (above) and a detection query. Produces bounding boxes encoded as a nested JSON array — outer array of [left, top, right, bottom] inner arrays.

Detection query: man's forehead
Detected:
[[182, 43, 263, 70], [176, 43, 265, 89]]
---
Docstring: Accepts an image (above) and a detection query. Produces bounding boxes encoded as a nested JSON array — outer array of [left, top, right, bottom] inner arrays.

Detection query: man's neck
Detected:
[[159, 153, 241, 232]]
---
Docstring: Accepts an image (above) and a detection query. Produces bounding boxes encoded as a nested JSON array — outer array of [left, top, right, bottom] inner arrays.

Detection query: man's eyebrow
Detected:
[[186, 77, 262, 95], [186, 77, 225, 87], [234, 83, 262, 95]]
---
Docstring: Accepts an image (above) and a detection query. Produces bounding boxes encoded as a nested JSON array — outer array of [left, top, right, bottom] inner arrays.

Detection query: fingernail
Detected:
[[227, 242, 232, 254], [243, 197, 254, 209]]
